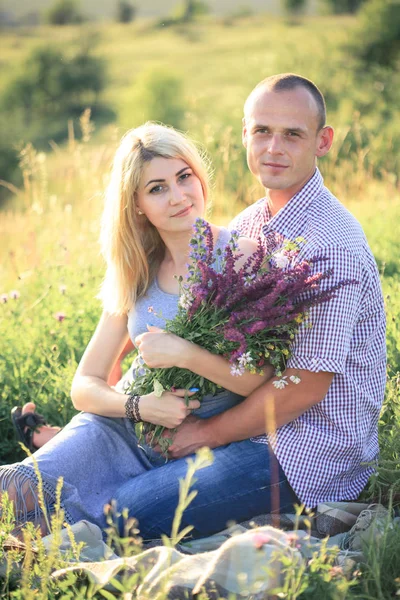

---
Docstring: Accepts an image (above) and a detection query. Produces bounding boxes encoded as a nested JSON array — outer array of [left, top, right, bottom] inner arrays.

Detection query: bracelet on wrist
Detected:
[[125, 393, 142, 423]]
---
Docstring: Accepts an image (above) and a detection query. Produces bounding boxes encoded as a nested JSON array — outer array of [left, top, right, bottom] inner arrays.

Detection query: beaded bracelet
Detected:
[[125, 394, 142, 423]]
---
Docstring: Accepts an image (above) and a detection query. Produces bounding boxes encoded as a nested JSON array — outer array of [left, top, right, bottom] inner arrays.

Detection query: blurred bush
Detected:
[[3, 44, 105, 119], [283, 0, 306, 16], [0, 39, 110, 203], [120, 68, 186, 130], [116, 0, 136, 23], [352, 0, 400, 67], [46, 0, 84, 25], [173, 0, 210, 21], [322, 0, 367, 13]]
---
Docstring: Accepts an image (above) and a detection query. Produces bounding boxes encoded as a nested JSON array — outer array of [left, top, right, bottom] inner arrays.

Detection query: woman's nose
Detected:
[[169, 184, 185, 205]]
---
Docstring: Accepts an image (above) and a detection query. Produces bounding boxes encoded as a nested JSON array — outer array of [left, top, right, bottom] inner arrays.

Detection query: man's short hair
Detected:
[[244, 73, 326, 130]]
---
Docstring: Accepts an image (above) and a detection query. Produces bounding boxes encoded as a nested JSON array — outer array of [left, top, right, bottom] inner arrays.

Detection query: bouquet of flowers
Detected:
[[129, 218, 356, 447]]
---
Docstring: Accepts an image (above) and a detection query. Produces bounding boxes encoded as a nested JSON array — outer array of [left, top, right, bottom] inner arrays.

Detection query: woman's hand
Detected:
[[135, 326, 192, 369], [139, 389, 200, 428]]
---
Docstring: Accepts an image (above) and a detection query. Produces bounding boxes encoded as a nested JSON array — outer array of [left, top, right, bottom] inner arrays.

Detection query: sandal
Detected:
[[11, 406, 46, 452]]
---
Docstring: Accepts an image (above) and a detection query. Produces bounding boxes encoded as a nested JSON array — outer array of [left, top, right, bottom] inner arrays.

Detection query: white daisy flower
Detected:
[[272, 376, 289, 390], [238, 351, 253, 367], [230, 364, 245, 377], [289, 375, 301, 384], [274, 251, 290, 269]]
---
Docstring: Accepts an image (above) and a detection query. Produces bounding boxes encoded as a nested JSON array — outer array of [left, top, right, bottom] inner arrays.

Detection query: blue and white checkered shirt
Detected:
[[229, 168, 386, 508]]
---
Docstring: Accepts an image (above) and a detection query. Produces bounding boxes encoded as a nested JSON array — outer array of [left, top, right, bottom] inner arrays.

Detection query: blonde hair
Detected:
[[99, 122, 211, 315]]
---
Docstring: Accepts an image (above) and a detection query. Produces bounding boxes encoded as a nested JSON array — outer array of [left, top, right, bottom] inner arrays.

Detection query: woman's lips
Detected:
[[171, 205, 193, 218]]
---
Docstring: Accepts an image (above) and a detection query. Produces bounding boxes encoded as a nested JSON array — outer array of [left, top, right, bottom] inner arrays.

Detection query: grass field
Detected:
[[1, 11, 400, 599]]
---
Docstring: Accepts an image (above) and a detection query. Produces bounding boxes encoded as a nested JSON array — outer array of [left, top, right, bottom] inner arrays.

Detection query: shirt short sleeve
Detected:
[[286, 246, 363, 374]]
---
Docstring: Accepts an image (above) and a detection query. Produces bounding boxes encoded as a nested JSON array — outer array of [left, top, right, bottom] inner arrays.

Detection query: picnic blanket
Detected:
[[40, 502, 392, 599]]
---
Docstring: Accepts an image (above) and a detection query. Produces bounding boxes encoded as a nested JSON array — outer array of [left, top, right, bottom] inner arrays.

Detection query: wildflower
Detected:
[[230, 364, 245, 377], [329, 566, 343, 578], [274, 250, 290, 269], [273, 376, 289, 390], [10, 290, 20, 300], [180, 288, 197, 312], [147, 306, 154, 313], [54, 312, 66, 322], [1, 294, 8, 303], [290, 375, 301, 384], [238, 352, 253, 367], [59, 285, 67, 295], [253, 532, 271, 549]]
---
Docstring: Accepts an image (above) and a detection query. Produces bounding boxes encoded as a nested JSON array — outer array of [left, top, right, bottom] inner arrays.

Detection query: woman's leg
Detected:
[[114, 439, 298, 541]]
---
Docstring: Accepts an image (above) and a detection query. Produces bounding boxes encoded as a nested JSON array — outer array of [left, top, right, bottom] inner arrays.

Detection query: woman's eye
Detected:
[[149, 185, 163, 194], [179, 172, 191, 181]]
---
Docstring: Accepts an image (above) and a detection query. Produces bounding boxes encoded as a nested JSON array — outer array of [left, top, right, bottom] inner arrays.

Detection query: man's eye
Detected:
[[255, 129, 268, 134], [287, 131, 299, 137]]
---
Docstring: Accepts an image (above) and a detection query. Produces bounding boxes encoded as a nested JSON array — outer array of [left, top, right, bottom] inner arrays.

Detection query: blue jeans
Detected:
[[115, 391, 298, 540]]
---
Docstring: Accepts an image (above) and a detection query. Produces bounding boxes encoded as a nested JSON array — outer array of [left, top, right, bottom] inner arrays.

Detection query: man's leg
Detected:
[[114, 439, 298, 540]]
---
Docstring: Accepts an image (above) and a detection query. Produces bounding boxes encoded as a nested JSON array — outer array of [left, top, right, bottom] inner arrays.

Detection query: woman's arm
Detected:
[[136, 330, 272, 396], [71, 311, 199, 426], [135, 235, 273, 396]]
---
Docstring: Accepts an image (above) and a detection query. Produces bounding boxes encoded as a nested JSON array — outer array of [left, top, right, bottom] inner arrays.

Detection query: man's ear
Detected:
[[316, 126, 334, 158], [242, 117, 248, 148]]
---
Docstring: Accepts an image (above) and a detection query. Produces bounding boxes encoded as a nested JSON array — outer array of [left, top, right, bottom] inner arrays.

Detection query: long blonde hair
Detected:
[[99, 122, 211, 315]]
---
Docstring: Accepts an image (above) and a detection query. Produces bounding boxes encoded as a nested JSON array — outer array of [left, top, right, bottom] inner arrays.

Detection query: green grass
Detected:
[[0, 12, 400, 599]]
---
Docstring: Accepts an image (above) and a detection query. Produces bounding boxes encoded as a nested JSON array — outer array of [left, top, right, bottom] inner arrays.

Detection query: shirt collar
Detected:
[[262, 168, 324, 239]]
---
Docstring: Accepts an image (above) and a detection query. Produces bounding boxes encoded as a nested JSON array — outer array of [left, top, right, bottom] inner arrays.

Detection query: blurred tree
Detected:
[[283, 0, 306, 15], [2, 44, 106, 121], [352, 0, 400, 67], [322, 0, 367, 13], [116, 0, 136, 23], [175, 0, 209, 22], [46, 0, 83, 25]]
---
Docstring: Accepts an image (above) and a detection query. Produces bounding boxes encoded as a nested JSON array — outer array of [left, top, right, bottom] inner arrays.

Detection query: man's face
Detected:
[[243, 86, 332, 199]]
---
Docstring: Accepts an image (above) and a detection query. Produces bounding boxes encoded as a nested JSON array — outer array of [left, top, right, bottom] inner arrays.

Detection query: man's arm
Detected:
[[162, 368, 334, 458]]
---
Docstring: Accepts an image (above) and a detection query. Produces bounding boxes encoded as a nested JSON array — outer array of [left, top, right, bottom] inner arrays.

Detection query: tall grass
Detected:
[[1, 14, 400, 598]]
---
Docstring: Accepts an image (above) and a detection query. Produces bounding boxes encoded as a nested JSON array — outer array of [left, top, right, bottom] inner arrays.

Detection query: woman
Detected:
[[0, 123, 298, 540]]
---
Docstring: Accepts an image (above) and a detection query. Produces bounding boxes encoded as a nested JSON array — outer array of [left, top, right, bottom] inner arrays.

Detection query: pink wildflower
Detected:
[[55, 312, 66, 322], [253, 532, 271, 549], [59, 285, 67, 295], [329, 566, 343, 578], [1, 293, 8, 303], [10, 290, 20, 300]]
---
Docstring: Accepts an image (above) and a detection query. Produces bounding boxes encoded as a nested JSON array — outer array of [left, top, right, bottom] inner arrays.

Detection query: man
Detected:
[[157, 73, 386, 512]]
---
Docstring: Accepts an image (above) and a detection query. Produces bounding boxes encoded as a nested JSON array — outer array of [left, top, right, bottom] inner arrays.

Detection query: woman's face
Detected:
[[136, 157, 205, 233]]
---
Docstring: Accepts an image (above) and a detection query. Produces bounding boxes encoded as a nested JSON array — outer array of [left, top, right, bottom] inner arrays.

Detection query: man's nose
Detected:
[[267, 134, 284, 154]]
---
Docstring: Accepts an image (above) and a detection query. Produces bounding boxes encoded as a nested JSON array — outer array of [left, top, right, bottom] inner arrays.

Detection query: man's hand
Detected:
[[152, 415, 219, 459]]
